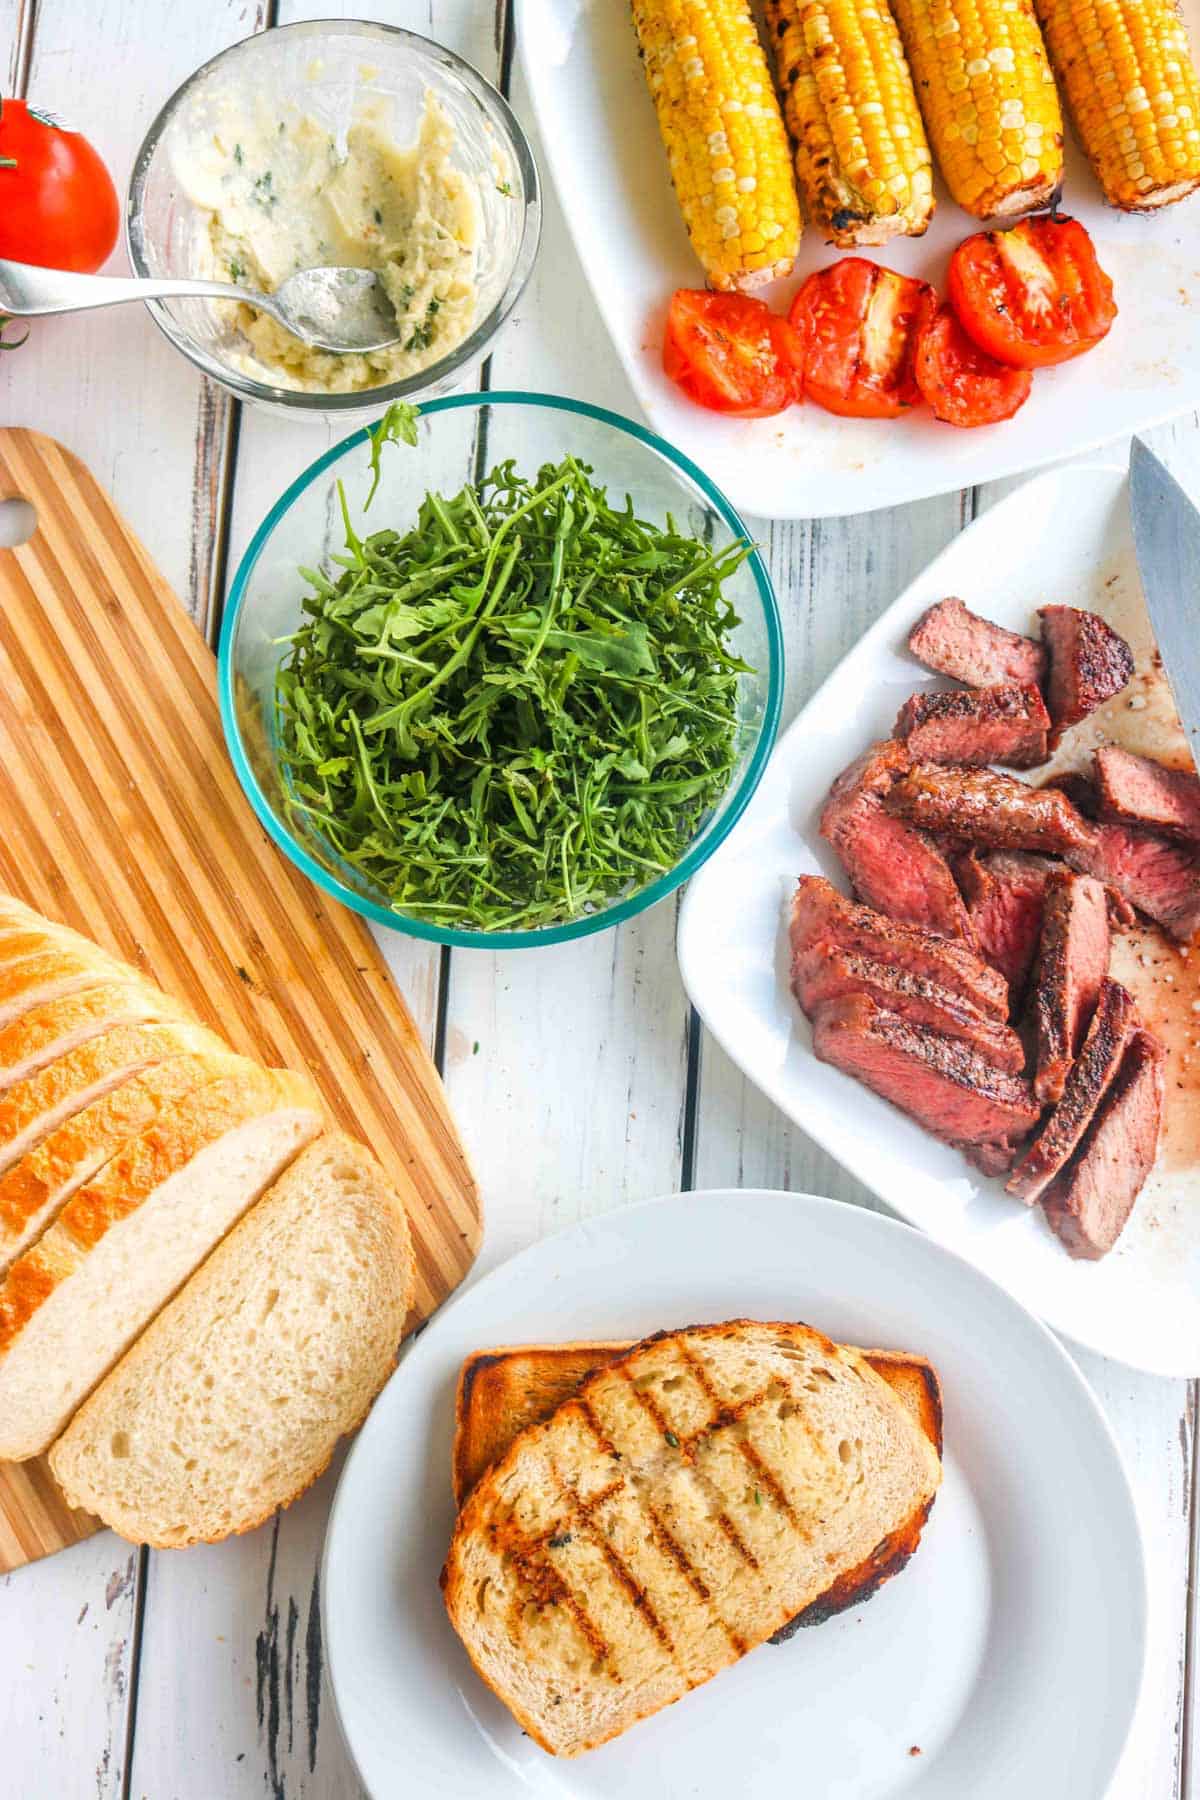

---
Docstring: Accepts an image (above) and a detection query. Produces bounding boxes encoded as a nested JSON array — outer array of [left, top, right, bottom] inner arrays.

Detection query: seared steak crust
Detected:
[[894, 684, 1050, 768], [1008, 979, 1138, 1204], [1031, 871, 1111, 1105], [819, 744, 974, 942], [789, 877, 1008, 1019], [957, 850, 1056, 1000], [908, 597, 1047, 689], [1043, 1029, 1165, 1259], [1094, 747, 1200, 845], [886, 765, 1098, 855], [1038, 605, 1134, 732], [810, 994, 1041, 1148], [793, 946, 1025, 1070]]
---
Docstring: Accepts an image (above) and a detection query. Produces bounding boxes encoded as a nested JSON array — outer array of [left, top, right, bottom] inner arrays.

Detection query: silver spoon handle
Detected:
[[0, 258, 253, 317]]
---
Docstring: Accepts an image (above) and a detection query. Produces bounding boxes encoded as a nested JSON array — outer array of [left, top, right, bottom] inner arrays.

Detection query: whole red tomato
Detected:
[[0, 97, 119, 272]]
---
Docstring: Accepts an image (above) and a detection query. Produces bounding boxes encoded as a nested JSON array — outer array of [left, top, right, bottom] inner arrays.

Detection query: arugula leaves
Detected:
[[364, 401, 420, 510], [274, 446, 751, 931]]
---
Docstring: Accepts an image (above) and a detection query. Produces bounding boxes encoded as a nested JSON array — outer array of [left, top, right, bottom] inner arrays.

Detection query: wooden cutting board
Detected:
[[0, 429, 481, 1571]]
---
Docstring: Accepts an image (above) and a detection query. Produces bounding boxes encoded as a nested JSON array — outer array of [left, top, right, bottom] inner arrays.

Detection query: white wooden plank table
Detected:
[[0, 3, 1196, 1795]]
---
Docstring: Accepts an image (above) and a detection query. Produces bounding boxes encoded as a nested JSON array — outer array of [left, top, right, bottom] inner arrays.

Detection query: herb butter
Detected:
[[174, 91, 481, 393]]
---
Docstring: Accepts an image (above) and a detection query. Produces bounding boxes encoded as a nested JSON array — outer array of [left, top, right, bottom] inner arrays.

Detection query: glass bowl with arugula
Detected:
[[218, 393, 783, 947]]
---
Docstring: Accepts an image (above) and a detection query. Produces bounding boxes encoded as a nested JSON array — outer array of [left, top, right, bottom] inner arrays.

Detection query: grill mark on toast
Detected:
[[712, 1508, 760, 1570], [618, 1362, 761, 1569], [548, 1451, 678, 1660], [735, 1438, 807, 1539], [574, 1373, 749, 1657], [676, 1345, 808, 1543], [574, 1506, 676, 1656], [640, 1497, 749, 1656], [576, 1395, 625, 1465], [621, 1353, 767, 1572], [509, 1541, 617, 1675], [616, 1362, 674, 1438]]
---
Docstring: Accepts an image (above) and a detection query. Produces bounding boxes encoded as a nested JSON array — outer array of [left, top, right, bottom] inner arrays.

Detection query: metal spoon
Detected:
[[0, 257, 401, 354]]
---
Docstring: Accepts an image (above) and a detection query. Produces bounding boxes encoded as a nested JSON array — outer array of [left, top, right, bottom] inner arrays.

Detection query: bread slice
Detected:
[[0, 945, 160, 1032], [50, 1134, 415, 1546], [0, 1017, 230, 1184], [0, 982, 195, 1091], [0, 1066, 323, 1458], [0, 1046, 256, 1275], [442, 1320, 943, 1756], [452, 1340, 942, 1508]]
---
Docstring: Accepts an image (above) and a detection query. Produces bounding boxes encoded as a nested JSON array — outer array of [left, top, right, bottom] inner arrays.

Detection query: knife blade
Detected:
[[1129, 437, 1200, 773]]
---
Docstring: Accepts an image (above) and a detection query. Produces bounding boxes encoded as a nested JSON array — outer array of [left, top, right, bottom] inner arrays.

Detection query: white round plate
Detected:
[[323, 1189, 1145, 1800]]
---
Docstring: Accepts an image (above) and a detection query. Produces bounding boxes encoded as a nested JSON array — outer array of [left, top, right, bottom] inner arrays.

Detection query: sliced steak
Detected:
[[1094, 746, 1200, 845], [1007, 979, 1138, 1205], [1065, 817, 1200, 942], [810, 994, 1041, 1148], [1042, 1029, 1165, 1259], [1030, 871, 1111, 1105], [1039, 605, 1134, 732], [957, 850, 1056, 1000], [789, 876, 1008, 1019], [894, 684, 1050, 769], [885, 765, 1098, 855], [794, 947, 1025, 1070], [819, 743, 974, 943], [908, 596, 1047, 689]]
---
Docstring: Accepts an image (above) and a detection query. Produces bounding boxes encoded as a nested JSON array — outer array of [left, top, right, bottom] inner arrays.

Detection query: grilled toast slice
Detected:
[[451, 1340, 942, 1507], [442, 1320, 942, 1756]]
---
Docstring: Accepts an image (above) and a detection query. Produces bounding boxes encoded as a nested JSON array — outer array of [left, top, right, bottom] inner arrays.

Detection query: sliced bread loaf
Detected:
[[50, 1133, 415, 1546], [442, 1320, 942, 1757], [0, 982, 195, 1091], [0, 1046, 255, 1274], [0, 1018, 229, 1183], [0, 1066, 323, 1458]]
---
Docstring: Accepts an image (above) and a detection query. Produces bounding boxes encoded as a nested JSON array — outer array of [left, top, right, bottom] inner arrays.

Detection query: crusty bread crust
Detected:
[[0, 1046, 257, 1273], [443, 1320, 942, 1756], [0, 983, 194, 1092], [0, 1019, 229, 1175]]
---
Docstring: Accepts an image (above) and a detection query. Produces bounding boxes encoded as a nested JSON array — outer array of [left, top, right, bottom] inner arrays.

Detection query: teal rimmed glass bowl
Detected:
[[218, 392, 783, 949]]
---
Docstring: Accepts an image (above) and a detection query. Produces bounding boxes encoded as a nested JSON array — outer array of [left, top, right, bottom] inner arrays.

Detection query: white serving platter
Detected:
[[678, 461, 1200, 1373], [517, 0, 1200, 520], [322, 1189, 1145, 1800]]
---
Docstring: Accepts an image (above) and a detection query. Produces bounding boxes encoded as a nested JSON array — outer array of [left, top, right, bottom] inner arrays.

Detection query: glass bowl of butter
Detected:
[[127, 20, 540, 414]]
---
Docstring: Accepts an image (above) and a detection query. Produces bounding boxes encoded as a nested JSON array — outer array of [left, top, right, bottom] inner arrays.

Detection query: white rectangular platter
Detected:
[[518, 0, 1200, 520], [677, 463, 1200, 1372]]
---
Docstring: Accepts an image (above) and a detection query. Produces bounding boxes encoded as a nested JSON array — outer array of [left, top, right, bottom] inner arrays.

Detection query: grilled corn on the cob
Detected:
[[890, 0, 1065, 216], [764, 0, 935, 244], [1034, 0, 1200, 208], [631, 0, 802, 288]]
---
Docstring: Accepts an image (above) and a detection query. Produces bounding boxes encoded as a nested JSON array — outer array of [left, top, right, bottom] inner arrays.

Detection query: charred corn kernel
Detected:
[[763, 0, 935, 243], [890, 0, 1065, 216], [631, 0, 802, 287], [1034, 0, 1200, 208]]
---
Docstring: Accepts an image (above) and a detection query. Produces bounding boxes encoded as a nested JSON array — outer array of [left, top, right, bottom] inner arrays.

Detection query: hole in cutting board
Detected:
[[0, 498, 36, 547]]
